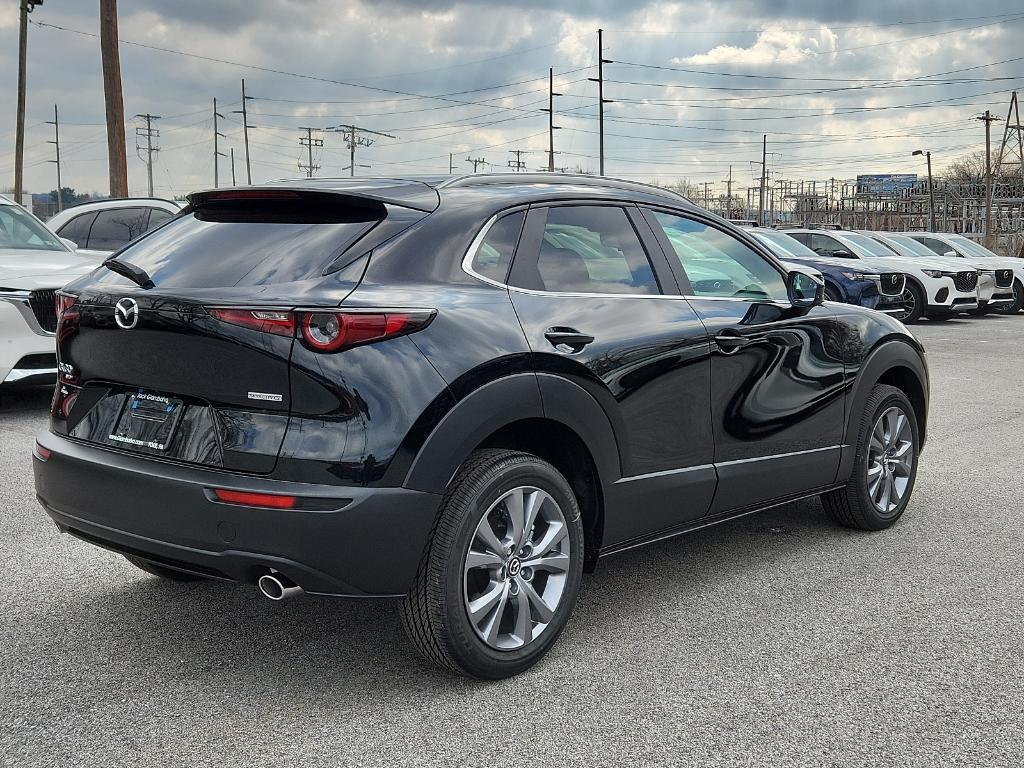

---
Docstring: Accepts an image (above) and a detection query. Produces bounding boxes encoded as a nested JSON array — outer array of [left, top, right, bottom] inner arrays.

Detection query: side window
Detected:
[[809, 234, 843, 257], [470, 210, 525, 283], [510, 205, 660, 294], [788, 232, 811, 247], [86, 207, 150, 251], [650, 211, 786, 301], [146, 207, 175, 231], [916, 236, 951, 256], [55, 211, 97, 248]]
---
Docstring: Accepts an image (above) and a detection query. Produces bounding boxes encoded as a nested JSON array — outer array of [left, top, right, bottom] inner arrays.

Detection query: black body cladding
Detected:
[[37, 174, 928, 597]]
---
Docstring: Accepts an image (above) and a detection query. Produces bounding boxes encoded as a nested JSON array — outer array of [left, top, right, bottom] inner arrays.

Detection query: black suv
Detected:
[[34, 175, 928, 678]]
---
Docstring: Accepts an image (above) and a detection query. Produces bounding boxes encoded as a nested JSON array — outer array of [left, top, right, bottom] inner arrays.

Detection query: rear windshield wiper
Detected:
[[103, 258, 155, 289]]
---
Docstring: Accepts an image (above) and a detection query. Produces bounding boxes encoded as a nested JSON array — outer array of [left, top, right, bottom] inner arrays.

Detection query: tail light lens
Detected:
[[212, 488, 297, 509], [207, 308, 295, 337], [55, 292, 77, 322], [209, 307, 434, 352]]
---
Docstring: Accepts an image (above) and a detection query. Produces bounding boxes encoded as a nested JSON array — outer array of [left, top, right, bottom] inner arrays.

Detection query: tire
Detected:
[[899, 281, 925, 323], [824, 284, 842, 303], [822, 384, 919, 531], [401, 449, 585, 679], [990, 279, 1024, 314], [123, 554, 207, 582]]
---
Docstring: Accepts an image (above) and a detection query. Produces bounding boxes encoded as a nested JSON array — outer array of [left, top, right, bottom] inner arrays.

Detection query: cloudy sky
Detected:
[[2, 0, 1023, 200]]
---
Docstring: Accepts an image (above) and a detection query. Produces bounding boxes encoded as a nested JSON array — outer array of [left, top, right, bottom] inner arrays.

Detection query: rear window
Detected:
[[95, 196, 383, 289]]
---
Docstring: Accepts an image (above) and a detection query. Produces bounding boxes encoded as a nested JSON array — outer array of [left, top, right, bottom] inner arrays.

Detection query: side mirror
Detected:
[[832, 249, 853, 258], [59, 237, 78, 252], [787, 270, 824, 309], [943, 250, 959, 258]]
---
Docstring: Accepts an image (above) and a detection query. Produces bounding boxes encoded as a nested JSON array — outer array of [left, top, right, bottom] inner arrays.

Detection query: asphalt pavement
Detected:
[[1, 314, 1022, 767]]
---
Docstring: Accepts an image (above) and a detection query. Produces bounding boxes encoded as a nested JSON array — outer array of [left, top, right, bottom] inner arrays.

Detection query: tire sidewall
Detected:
[[851, 388, 920, 526], [439, 458, 585, 678], [902, 281, 925, 323]]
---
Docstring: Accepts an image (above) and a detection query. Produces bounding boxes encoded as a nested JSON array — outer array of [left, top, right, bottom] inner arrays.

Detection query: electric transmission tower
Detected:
[[134, 113, 161, 197], [466, 157, 488, 173], [508, 150, 527, 172]]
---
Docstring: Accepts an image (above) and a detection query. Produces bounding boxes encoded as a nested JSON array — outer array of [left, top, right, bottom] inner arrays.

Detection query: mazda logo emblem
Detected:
[[890, 275, 898, 284], [114, 297, 139, 330]]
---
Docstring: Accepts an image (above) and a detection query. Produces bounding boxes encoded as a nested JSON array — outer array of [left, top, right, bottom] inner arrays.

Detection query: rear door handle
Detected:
[[544, 327, 595, 351], [714, 330, 751, 353]]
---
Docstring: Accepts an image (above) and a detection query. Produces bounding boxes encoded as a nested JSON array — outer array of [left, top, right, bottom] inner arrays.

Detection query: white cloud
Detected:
[[676, 25, 837, 67]]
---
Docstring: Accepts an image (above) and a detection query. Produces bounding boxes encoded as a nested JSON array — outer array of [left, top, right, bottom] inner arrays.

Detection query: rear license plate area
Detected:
[[109, 392, 185, 451]]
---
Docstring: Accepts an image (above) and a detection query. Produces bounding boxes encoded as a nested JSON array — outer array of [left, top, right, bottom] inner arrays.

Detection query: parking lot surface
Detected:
[[1, 315, 1022, 767]]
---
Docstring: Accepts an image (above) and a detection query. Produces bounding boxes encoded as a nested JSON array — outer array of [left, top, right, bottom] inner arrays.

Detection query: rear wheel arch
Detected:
[[838, 340, 928, 483]]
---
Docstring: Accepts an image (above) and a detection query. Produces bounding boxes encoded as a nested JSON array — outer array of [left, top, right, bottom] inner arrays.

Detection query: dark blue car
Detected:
[[748, 228, 907, 316]]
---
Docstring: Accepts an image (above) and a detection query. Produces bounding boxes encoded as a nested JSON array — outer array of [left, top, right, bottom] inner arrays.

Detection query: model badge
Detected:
[[114, 297, 139, 329], [248, 391, 283, 402]]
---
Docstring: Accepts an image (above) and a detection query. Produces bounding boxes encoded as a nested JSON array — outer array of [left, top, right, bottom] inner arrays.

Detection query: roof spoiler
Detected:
[[187, 180, 440, 213]]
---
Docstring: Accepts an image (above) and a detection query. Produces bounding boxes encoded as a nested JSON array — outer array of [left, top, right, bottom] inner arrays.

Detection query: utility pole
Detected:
[[723, 165, 733, 217], [702, 182, 711, 210], [587, 29, 613, 176], [758, 134, 768, 226], [298, 127, 322, 178], [230, 147, 236, 185], [329, 124, 395, 176], [100, 0, 128, 197], [508, 149, 527, 172], [449, 153, 454, 174], [466, 157, 487, 173], [45, 103, 61, 213], [233, 79, 253, 184], [913, 150, 935, 230], [14, 0, 42, 204], [134, 113, 160, 197], [213, 98, 226, 187], [976, 110, 1001, 248], [541, 68, 562, 172]]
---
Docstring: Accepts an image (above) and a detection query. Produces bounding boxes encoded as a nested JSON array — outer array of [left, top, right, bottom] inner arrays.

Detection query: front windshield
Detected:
[[949, 235, 1000, 259], [885, 234, 938, 258], [0, 204, 66, 251], [840, 232, 896, 258], [752, 230, 818, 259]]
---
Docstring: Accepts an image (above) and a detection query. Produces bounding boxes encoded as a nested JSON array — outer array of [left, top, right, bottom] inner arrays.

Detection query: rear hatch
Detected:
[[54, 189, 395, 474]]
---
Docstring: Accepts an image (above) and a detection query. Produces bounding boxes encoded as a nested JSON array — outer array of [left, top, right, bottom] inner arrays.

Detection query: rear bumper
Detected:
[[33, 430, 442, 597]]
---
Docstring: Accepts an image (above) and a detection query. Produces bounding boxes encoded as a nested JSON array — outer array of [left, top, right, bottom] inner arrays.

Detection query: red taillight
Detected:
[[33, 442, 51, 461], [299, 311, 434, 352], [212, 488, 297, 509], [208, 306, 434, 352], [200, 190, 301, 202], [208, 308, 295, 336], [55, 292, 76, 322]]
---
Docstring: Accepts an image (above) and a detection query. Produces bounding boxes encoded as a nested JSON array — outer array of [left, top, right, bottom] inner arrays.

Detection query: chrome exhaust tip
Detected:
[[257, 571, 304, 602]]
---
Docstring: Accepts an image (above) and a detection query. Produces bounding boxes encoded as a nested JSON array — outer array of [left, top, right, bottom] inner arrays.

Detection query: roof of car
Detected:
[[194, 173, 697, 213], [54, 197, 182, 212]]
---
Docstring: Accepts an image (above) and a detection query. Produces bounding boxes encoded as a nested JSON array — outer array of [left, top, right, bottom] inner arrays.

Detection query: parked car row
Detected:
[[738, 224, 1022, 323]]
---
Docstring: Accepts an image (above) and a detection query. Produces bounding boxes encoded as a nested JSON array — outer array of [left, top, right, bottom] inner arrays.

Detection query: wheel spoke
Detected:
[[532, 519, 567, 558], [512, 585, 532, 646], [464, 550, 504, 574], [474, 516, 506, 557], [891, 412, 907, 448], [503, 488, 526, 550], [521, 578, 555, 624], [867, 469, 883, 501], [887, 471, 900, 506], [468, 581, 506, 626], [518, 490, 547, 550], [523, 551, 570, 574], [877, 470, 892, 509]]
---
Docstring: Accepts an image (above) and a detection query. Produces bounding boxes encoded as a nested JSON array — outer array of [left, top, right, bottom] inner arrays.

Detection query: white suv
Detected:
[[783, 228, 979, 323], [906, 232, 1024, 315], [0, 197, 96, 385], [863, 231, 1015, 316], [45, 198, 182, 261]]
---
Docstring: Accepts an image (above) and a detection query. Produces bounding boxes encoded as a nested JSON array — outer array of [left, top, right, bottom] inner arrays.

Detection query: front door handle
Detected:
[[714, 330, 751, 353], [544, 327, 595, 351]]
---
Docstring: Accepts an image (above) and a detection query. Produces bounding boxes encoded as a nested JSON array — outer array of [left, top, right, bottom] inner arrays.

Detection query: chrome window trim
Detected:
[[461, 210, 798, 305]]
